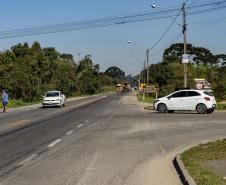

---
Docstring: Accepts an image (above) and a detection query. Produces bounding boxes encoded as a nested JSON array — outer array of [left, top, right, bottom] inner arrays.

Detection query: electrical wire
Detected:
[[0, 0, 225, 39], [189, 16, 226, 24]]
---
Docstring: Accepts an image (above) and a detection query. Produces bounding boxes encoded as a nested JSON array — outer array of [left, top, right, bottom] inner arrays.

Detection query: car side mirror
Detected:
[[168, 96, 172, 100]]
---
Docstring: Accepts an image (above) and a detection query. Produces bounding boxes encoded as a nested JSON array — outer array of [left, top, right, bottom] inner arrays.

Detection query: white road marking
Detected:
[[48, 138, 62, 148], [85, 120, 89, 123], [65, 130, 74, 136], [77, 124, 84, 128], [17, 153, 39, 166]]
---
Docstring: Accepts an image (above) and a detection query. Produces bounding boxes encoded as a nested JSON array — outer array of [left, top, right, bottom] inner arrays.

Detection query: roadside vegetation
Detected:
[[136, 93, 155, 104], [181, 139, 226, 185], [217, 102, 226, 110], [137, 43, 226, 100], [0, 42, 125, 105]]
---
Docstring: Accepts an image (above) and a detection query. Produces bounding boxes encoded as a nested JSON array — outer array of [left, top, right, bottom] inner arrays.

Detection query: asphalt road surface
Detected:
[[0, 93, 226, 185]]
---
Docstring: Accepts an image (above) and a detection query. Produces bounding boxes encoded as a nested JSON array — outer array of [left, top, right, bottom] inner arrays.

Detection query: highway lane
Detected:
[[0, 94, 111, 136], [0, 93, 118, 180], [0, 93, 226, 185]]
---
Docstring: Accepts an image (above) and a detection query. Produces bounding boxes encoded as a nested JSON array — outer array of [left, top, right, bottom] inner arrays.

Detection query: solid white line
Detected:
[[17, 153, 39, 166], [77, 124, 84, 128], [48, 138, 62, 148], [65, 130, 74, 136]]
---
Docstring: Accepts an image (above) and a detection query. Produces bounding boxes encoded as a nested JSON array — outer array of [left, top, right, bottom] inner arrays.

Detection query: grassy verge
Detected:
[[137, 93, 155, 104], [0, 99, 42, 108], [217, 103, 226, 110], [181, 139, 226, 185]]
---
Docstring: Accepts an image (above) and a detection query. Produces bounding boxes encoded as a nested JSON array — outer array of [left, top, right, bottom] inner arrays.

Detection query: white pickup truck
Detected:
[[42, 91, 66, 108]]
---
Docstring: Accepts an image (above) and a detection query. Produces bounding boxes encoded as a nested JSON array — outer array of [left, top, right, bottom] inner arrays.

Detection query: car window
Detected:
[[171, 91, 187, 98], [45, 92, 60, 97], [188, 91, 201, 97], [204, 91, 213, 96]]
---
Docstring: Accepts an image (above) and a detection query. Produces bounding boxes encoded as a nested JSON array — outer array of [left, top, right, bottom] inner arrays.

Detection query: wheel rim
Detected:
[[197, 104, 206, 113], [159, 104, 166, 113]]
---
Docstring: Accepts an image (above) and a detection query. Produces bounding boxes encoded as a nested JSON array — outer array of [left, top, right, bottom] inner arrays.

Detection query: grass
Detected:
[[0, 99, 42, 108], [217, 103, 226, 110], [137, 93, 155, 104], [181, 139, 226, 185]]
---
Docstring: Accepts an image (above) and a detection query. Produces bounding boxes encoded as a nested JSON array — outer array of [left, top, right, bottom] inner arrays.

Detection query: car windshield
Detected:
[[204, 91, 213, 96], [45, 92, 59, 97]]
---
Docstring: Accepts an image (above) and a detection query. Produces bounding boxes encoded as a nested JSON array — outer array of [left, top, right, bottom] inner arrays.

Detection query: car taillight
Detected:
[[204, 97, 210, 101]]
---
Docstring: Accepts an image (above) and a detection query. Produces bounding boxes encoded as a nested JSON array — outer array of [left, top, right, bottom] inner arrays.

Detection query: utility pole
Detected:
[[146, 49, 150, 86], [143, 61, 146, 83], [182, 2, 188, 88]]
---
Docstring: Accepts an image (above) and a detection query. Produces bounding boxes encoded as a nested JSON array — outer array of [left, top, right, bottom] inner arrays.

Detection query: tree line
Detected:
[[140, 43, 226, 99], [0, 41, 125, 102]]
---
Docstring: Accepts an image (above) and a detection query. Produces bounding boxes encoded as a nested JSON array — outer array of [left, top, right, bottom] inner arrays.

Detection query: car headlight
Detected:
[[153, 100, 160, 104]]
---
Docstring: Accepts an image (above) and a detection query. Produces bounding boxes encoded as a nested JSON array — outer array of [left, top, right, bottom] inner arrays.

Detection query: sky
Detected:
[[0, 0, 226, 75]]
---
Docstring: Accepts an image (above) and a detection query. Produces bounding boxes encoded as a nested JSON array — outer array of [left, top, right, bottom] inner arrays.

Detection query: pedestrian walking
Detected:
[[2, 90, 8, 113]]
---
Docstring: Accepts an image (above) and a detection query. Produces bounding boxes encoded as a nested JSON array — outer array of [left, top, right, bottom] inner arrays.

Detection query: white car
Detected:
[[153, 90, 216, 114], [42, 91, 66, 108]]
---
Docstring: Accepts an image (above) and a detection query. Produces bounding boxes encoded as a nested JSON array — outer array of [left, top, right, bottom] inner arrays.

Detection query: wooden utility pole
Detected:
[[146, 49, 150, 86], [182, 2, 188, 88]]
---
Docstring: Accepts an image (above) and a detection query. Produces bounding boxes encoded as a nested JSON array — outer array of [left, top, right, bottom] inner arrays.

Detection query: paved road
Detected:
[[0, 93, 226, 185]]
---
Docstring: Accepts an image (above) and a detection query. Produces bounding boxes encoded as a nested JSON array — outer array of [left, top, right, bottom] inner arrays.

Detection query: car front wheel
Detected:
[[196, 103, 207, 114], [157, 103, 167, 113]]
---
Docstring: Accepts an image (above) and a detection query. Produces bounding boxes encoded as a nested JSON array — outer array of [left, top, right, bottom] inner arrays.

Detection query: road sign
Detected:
[[144, 86, 158, 93], [194, 79, 212, 91]]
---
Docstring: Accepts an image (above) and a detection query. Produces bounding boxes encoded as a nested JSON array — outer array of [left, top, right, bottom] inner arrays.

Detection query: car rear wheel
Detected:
[[157, 103, 167, 113], [196, 103, 207, 114]]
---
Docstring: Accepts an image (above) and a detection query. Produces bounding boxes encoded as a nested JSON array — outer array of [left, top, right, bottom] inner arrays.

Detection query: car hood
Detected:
[[155, 96, 168, 102]]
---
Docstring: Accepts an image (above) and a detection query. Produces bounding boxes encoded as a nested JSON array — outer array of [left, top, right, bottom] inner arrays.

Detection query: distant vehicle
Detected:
[[139, 83, 146, 91], [42, 91, 66, 108], [153, 90, 216, 114], [116, 84, 123, 92]]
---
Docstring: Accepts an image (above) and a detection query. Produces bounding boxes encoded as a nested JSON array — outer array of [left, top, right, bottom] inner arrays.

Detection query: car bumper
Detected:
[[42, 102, 61, 107]]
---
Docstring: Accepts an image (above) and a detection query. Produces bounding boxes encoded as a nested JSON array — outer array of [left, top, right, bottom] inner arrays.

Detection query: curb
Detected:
[[174, 155, 196, 185]]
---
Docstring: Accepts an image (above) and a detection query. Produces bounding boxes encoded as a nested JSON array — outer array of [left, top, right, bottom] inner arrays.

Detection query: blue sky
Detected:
[[0, 0, 226, 75]]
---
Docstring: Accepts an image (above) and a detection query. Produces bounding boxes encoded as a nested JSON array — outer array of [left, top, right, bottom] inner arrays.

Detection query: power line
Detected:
[[148, 8, 182, 51], [0, 0, 225, 39], [189, 16, 226, 24], [151, 32, 182, 57]]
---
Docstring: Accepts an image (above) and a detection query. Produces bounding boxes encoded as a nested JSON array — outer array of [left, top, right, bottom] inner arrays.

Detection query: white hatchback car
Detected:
[[42, 91, 66, 108], [153, 90, 216, 114]]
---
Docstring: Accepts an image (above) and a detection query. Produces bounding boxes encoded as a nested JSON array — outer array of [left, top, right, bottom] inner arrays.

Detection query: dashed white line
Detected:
[[65, 130, 74, 136], [84, 120, 89, 123], [17, 153, 39, 166], [48, 138, 62, 148], [77, 124, 84, 128]]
